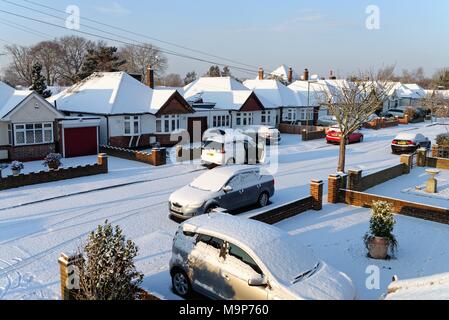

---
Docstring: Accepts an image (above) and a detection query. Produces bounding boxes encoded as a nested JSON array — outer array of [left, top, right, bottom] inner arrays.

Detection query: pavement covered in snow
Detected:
[[0, 122, 448, 300]]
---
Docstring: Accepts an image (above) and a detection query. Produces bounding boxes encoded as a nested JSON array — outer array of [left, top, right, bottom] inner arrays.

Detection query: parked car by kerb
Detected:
[[326, 126, 364, 144], [170, 213, 356, 300], [391, 133, 431, 154], [239, 125, 281, 145], [201, 128, 265, 166], [168, 165, 275, 221]]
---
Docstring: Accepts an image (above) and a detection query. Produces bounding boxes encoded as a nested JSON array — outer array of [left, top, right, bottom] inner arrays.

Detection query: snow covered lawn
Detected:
[[366, 167, 449, 208], [276, 204, 449, 300]]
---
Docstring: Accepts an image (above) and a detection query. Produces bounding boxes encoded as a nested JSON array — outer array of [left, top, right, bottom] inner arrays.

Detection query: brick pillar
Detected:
[[328, 174, 341, 204], [417, 148, 427, 167], [347, 169, 362, 191], [310, 180, 323, 211], [404, 114, 410, 124], [432, 144, 439, 158], [400, 154, 412, 173], [97, 153, 108, 173], [176, 145, 183, 162], [58, 253, 83, 300], [151, 148, 167, 166], [302, 130, 308, 141]]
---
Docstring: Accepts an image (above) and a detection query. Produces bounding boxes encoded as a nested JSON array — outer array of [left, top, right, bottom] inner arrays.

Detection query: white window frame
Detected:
[[124, 116, 141, 136], [155, 115, 180, 133], [285, 108, 296, 121], [236, 112, 254, 126], [7, 124, 12, 145], [261, 111, 272, 124], [298, 108, 314, 121], [212, 115, 230, 128], [14, 122, 54, 146]]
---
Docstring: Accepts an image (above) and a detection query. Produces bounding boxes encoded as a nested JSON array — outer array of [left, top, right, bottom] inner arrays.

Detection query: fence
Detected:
[[99, 145, 166, 166], [279, 123, 324, 135], [0, 154, 108, 191], [301, 129, 326, 141], [432, 145, 449, 159]]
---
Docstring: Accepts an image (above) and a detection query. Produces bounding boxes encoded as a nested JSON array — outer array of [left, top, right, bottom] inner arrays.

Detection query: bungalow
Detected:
[[182, 77, 266, 130], [49, 70, 195, 148], [0, 81, 65, 161], [269, 65, 300, 84], [384, 82, 427, 111]]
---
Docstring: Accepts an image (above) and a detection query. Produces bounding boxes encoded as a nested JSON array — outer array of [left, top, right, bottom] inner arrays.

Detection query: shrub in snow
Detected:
[[364, 201, 398, 257], [43, 153, 62, 168], [74, 221, 144, 300], [436, 134, 449, 147], [10, 161, 24, 171]]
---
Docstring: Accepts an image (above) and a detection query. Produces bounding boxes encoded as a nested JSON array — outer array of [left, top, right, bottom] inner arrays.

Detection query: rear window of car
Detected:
[[203, 140, 223, 150]]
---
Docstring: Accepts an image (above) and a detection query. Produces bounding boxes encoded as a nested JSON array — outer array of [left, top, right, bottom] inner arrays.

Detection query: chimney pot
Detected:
[[258, 68, 264, 80], [146, 66, 155, 89], [288, 67, 293, 83], [303, 68, 309, 81]]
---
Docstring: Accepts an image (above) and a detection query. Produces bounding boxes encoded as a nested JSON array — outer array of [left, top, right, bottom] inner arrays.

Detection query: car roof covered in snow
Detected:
[[49, 72, 178, 115], [394, 132, 421, 140], [182, 213, 319, 283]]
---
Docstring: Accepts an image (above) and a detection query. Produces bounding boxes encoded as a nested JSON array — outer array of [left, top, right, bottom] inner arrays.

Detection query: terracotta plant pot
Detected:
[[47, 161, 60, 171], [368, 237, 389, 260]]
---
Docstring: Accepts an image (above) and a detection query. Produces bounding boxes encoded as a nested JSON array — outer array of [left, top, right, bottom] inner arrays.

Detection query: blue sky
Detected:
[[0, 0, 447, 79]]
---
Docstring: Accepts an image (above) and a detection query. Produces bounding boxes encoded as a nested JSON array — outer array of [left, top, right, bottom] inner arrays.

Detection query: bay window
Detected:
[[261, 111, 272, 124], [299, 108, 314, 121], [236, 112, 254, 126], [124, 116, 140, 135], [285, 109, 296, 121], [156, 115, 180, 133], [212, 115, 230, 127], [14, 122, 53, 146]]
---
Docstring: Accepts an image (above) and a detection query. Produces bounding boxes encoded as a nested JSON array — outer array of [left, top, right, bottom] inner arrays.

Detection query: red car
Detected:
[[326, 127, 364, 144]]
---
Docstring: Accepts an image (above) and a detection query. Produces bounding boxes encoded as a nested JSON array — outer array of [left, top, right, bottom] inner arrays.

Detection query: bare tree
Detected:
[[321, 73, 393, 172], [4, 45, 35, 86], [119, 44, 167, 81], [31, 41, 63, 86], [158, 73, 183, 87], [57, 36, 95, 85]]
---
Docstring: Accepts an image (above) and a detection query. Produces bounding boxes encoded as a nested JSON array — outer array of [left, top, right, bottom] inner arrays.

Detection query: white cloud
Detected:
[[95, 2, 130, 15]]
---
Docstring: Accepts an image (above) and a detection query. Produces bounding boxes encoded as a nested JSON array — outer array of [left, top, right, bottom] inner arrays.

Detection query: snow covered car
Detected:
[[168, 165, 275, 221], [239, 125, 281, 145], [391, 133, 431, 154], [201, 129, 265, 166], [384, 108, 406, 118], [169, 213, 356, 300], [326, 126, 364, 144], [317, 115, 337, 127]]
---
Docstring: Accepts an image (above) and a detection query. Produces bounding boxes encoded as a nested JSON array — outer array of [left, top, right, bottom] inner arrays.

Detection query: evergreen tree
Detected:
[[205, 65, 221, 77], [30, 62, 51, 98], [222, 66, 231, 77], [80, 46, 126, 79], [184, 71, 197, 85], [74, 221, 144, 300]]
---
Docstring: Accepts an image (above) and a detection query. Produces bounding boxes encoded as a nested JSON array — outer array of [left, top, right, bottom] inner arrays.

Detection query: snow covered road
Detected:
[[0, 122, 446, 300]]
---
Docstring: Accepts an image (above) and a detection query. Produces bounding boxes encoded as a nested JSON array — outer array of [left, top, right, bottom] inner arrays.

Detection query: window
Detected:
[[285, 109, 296, 121], [124, 116, 140, 135], [212, 115, 230, 128], [228, 242, 262, 275], [156, 115, 180, 133], [236, 112, 253, 127], [14, 123, 53, 146], [196, 234, 224, 250], [261, 111, 272, 124], [7, 124, 12, 145], [298, 108, 314, 121]]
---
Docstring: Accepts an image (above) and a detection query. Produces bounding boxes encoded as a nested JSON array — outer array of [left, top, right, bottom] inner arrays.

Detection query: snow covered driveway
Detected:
[[0, 122, 446, 300]]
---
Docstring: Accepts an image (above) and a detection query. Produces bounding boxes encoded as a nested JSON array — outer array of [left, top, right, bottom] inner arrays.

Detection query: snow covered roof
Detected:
[[0, 81, 33, 119], [385, 273, 449, 300], [183, 77, 255, 111], [269, 65, 300, 82], [244, 79, 303, 108], [49, 72, 179, 115], [288, 80, 329, 106]]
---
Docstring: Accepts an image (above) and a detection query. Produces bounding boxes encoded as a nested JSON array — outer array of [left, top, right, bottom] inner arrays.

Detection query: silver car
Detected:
[[169, 166, 275, 220], [169, 213, 356, 300]]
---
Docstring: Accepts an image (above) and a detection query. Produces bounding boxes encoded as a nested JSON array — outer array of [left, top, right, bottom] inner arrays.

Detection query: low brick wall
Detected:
[[176, 145, 202, 162], [432, 145, 449, 159], [339, 189, 449, 225], [417, 148, 449, 170], [251, 180, 323, 225], [100, 145, 166, 166], [279, 123, 324, 135], [0, 154, 108, 191], [302, 129, 326, 141], [364, 118, 399, 130], [347, 164, 407, 192]]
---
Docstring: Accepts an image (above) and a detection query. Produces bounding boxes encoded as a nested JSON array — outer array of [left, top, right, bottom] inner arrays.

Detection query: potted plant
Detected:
[[364, 201, 398, 260], [10, 161, 24, 176], [43, 153, 62, 170]]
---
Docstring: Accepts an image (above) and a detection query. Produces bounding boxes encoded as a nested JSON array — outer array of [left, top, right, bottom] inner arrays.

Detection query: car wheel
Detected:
[[226, 158, 236, 165], [172, 269, 191, 298], [258, 192, 269, 208]]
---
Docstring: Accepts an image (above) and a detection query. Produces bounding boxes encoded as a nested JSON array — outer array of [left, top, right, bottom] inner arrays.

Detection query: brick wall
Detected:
[[109, 134, 155, 149], [251, 180, 323, 225], [302, 129, 326, 141], [417, 148, 449, 170], [347, 164, 406, 192], [364, 118, 399, 130], [279, 123, 325, 135], [0, 154, 108, 191], [432, 145, 449, 159], [8, 144, 56, 162], [99, 145, 166, 166]]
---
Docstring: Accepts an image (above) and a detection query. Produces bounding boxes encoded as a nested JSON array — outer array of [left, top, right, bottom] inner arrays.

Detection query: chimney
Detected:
[[303, 68, 309, 81], [329, 70, 336, 80], [146, 66, 155, 89], [258, 68, 264, 80], [288, 67, 293, 83]]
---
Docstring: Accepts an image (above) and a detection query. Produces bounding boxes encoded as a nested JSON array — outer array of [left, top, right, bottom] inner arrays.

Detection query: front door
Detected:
[[188, 117, 208, 143]]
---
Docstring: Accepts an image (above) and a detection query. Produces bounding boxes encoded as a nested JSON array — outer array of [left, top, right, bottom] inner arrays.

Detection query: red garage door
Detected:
[[64, 127, 98, 158]]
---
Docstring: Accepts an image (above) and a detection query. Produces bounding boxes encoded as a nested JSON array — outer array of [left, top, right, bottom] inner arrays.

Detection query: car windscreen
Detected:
[[189, 171, 229, 192]]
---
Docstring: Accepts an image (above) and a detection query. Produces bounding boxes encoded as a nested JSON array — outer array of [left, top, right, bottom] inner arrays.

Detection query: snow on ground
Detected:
[[367, 167, 449, 208], [276, 204, 449, 300], [0, 122, 448, 300]]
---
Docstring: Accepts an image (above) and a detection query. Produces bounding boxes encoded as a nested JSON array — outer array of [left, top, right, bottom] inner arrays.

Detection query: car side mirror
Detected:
[[248, 275, 268, 287], [223, 186, 233, 193]]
